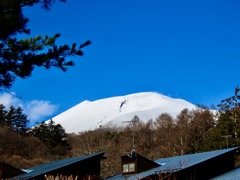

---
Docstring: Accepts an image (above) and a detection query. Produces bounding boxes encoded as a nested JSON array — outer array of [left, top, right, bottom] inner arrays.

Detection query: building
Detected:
[[121, 150, 160, 175], [0, 161, 25, 179], [210, 167, 240, 180], [107, 147, 239, 180], [11, 152, 106, 180]]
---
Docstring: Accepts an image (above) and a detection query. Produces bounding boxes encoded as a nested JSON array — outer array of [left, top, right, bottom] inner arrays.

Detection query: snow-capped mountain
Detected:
[[49, 92, 196, 134]]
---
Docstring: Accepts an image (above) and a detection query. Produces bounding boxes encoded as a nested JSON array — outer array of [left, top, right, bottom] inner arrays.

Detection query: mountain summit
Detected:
[[49, 92, 196, 133]]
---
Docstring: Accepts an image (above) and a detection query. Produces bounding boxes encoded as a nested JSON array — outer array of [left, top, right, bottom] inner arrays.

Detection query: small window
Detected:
[[129, 163, 135, 172], [123, 164, 129, 172], [123, 163, 135, 173]]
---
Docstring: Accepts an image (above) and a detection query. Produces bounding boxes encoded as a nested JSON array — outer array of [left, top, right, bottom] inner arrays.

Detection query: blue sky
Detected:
[[1, 0, 240, 124]]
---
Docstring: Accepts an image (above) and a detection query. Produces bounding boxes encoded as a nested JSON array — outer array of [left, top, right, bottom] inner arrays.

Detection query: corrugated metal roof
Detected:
[[106, 173, 125, 179], [107, 147, 239, 179], [131, 147, 239, 179], [210, 167, 240, 180], [155, 147, 239, 171], [12, 152, 105, 179]]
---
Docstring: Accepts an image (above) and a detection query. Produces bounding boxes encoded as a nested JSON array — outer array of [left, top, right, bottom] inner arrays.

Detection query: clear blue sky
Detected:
[[1, 0, 240, 124]]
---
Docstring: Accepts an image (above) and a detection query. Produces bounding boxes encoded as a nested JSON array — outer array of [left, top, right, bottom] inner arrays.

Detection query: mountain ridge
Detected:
[[48, 92, 196, 133]]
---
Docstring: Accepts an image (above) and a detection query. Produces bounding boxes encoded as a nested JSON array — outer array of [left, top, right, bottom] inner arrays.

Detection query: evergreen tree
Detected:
[[12, 107, 29, 134], [217, 87, 240, 144], [31, 119, 70, 156], [0, 0, 90, 89], [204, 86, 240, 149], [0, 104, 30, 134], [218, 86, 240, 111], [0, 104, 7, 124], [30, 121, 49, 142], [5, 106, 16, 126]]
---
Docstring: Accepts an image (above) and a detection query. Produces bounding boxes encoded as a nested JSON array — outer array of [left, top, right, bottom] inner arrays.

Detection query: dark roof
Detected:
[[0, 161, 25, 173], [132, 147, 239, 179], [0, 161, 25, 178], [210, 167, 240, 180], [155, 147, 239, 171], [121, 151, 160, 167], [107, 147, 239, 179], [12, 152, 105, 179], [106, 173, 125, 179]]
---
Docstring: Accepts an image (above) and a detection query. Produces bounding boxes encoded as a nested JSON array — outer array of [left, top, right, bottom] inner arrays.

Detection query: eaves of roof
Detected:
[[11, 152, 105, 179], [210, 167, 240, 180]]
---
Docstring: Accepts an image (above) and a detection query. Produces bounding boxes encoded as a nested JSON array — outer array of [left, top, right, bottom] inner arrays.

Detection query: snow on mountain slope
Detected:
[[49, 92, 196, 133]]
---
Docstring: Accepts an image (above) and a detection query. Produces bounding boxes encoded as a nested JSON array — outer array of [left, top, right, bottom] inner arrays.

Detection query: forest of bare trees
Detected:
[[68, 107, 218, 177]]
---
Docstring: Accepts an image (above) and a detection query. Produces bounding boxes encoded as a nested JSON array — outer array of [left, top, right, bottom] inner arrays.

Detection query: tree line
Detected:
[[0, 104, 70, 168], [0, 104, 31, 134]]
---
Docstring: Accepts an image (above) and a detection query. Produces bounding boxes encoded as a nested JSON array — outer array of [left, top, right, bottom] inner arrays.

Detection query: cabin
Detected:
[[121, 150, 160, 175], [0, 161, 25, 179], [107, 147, 239, 180], [210, 167, 240, 180], [11, 152, 106, 180]]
